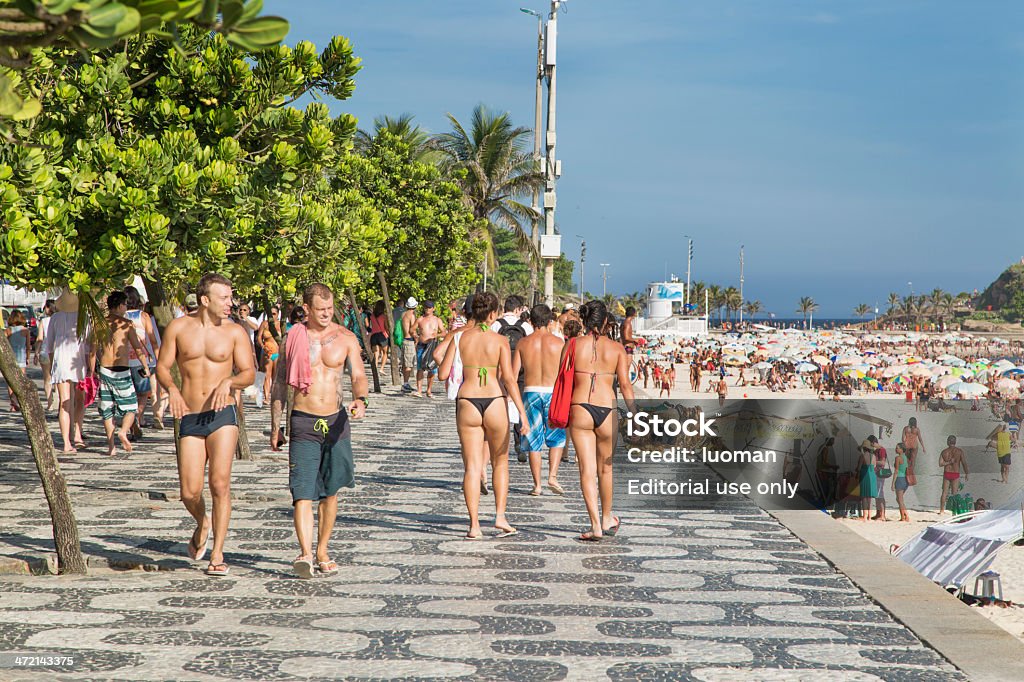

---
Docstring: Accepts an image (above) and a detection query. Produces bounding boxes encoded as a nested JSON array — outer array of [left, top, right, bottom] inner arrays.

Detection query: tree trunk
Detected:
[[347, 289, 380, 393], [234, 400, 253, 460], [376, 271, 401, 386], [0, 331, 86, 574], [142, 277, 175, 336]]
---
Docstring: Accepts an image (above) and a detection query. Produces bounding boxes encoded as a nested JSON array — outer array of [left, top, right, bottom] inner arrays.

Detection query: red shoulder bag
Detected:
[[549, 336, 576, 429]]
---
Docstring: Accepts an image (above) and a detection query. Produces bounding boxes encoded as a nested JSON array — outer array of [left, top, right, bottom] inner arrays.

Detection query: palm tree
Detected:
[[900, 296, 917, 326], [618, 291, 644, 314], [723, 287, 741, 324], [744, 300, 763, 319], [887, 292, 901, 316], [354, 113, 440, 164], [688, 280, 706, 316], [939, 292, 955, 330], [853, 303, 871, 320], [797, 296, 818, 327], [434, 105, 544, 285], [706, 285, 721, 323]]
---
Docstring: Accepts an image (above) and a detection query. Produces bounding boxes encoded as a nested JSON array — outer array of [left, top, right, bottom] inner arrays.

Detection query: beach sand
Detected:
[[839, 510, 1024, 645]]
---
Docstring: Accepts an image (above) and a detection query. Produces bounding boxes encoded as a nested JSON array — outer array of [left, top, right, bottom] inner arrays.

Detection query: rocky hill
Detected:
[[976, 263, 1024, 321]]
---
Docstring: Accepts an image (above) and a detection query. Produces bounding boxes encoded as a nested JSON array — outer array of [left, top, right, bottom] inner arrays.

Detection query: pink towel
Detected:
[[285, 324, 312, 395]]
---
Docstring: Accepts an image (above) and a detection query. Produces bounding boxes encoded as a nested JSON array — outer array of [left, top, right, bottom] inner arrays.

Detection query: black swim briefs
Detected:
[[179, 405, 238, 438]]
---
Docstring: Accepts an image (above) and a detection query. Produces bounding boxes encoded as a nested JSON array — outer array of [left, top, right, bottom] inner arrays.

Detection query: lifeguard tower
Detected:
[[634, 279, 708, 337]]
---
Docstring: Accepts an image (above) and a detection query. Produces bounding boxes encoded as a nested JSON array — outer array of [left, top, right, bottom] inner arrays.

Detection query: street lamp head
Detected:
[[520, 7, 541, 17]]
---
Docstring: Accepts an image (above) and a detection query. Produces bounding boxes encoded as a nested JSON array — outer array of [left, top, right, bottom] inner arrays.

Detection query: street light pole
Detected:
[[739, 244, 745, 325], [600, 263, 610, 297], [576, 234, 585, 304], [542, 0, 561, 307], [684, 234, 691, 311], [521, 8, 544, 304]]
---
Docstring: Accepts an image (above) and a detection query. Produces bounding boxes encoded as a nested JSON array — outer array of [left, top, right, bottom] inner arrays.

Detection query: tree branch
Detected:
[[0, 51, 33, 68], [129, 71, 159, 89], [0, 20, 48, 33]]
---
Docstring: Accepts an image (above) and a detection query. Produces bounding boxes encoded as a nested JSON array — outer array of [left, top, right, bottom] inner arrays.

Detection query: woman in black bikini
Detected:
[[439, 292, 530, 539], [561, 301, 637, 541]]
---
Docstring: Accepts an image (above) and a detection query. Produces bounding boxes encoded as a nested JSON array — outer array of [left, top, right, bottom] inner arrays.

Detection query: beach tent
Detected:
[[894, 488, 1024, 595]]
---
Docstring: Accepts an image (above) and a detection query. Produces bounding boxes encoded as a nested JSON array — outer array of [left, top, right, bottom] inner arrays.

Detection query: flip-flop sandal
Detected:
[[464, 532, 483, 540], [578, 532, 603, 542], [494, 527, 518, 538], [317, 560, 339, 576], [187, 530, 210, 562], [529, 489, 542, 496], [204, 562, 229, 577], [604, 517, 622, 537], [548, 481, 565, 495], [293, 558, 315, 579]]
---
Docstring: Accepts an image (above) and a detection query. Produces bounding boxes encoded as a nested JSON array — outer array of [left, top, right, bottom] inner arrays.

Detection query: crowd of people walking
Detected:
[[5, 277, 643, 577]]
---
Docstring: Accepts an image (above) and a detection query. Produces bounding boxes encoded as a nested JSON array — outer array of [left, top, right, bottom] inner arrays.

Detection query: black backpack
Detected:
[[496, 318, 527, 352]]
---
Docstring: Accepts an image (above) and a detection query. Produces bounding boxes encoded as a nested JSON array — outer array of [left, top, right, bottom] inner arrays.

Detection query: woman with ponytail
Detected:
[[560, 300, 637, 541], [439, 292, 530, 539]]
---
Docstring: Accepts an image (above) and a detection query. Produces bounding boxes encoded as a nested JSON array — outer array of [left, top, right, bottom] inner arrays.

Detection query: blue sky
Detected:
[[266, 1, 1024, 316]]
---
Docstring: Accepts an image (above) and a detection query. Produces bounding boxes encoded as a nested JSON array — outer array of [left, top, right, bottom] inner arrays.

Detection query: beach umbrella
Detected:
[[948, 382, 988, 397], [795, 362, 818, 373], [996, 378, 1021, 394], [993, 359, 1016, 372], [1002, 368, 1024, 377], [910, 365, 932, 378], [811, 354, 829, 364], [723, 355, 748, 366], [934, 375, 960, 389], [754, 361, 773, 369], [842, 369, 866, 379]]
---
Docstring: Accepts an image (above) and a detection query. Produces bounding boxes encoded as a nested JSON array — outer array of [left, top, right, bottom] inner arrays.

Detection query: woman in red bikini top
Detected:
[[560, 300, 637, 543]]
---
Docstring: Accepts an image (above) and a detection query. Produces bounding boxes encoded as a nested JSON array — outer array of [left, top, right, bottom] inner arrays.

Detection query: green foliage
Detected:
[[341, 131, 483, 308], [1005, 289, 1024, 323], [434, 104, 543, 273], [0, 0, 289, 129], [553, 253, 574, 294], [0, 27, 372, 304]]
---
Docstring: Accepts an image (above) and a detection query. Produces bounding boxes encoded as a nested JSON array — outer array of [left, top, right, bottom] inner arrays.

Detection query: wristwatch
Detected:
[[354, 396, 368, 407]]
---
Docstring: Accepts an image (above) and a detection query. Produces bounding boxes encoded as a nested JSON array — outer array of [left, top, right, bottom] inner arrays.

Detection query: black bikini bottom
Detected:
[[572, 403, 613, 428], [458, 396, 502, 418]]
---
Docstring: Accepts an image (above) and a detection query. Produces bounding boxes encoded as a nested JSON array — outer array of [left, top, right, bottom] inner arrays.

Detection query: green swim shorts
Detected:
[[288, 409, 355, 503]]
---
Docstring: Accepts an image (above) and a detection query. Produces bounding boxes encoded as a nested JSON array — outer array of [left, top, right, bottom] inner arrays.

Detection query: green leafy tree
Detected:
[[744, 300, 762, 318], [342, 131, 482, 356], [853, 303, 871, 319], [0, 0, 289, 129], [0, 25, 365, 573], [552, 253, 574, 295]]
